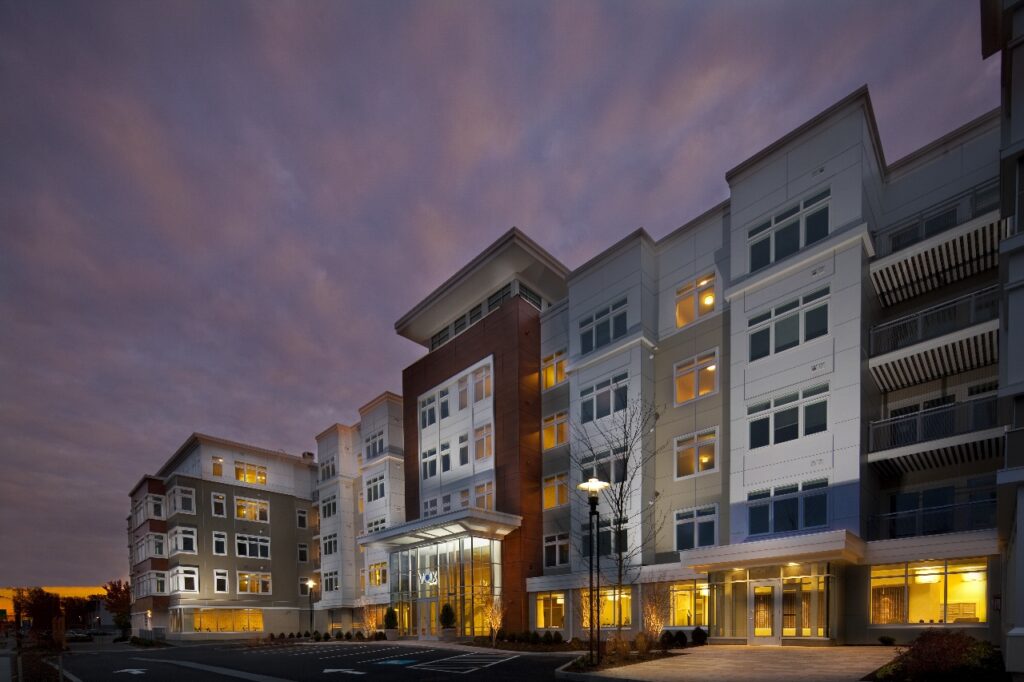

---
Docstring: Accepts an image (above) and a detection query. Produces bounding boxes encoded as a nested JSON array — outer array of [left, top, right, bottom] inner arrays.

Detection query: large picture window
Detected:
[[536, 592, 566, 629], [581, 587, 632, 627], [675, 273, 716, 329], [748, 384, 828, 449], [870, 559, 987, 625], [669, 581, 709, 627], [542, 474, 569, 509], [234, 461, 267, 486], [543, 411, 568, 449], [748, 287, 829, 362], [542, 351, 567, 390], [674, 351, 717, 405], [235, 496, 270, 523], [748, 480, 828, 536], [676, 505, 717, 551], [193, 608, 263, 633], [748, 188, 830, 272], [580, 299, 627, 355], [580, 374, 627, 424]]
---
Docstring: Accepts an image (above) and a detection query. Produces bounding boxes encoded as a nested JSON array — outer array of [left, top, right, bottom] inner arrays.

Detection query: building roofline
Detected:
[[358, 390, 403, 416], [128, 474, 162, 498], [725, 86, 885, 182], [394, 227, 569, 335], [314, 422, 356, 442], [568, 227, 656, 281], [155, 432, 312, 478], [655, 199, 730, 249], [886, 107, 1001, 175]]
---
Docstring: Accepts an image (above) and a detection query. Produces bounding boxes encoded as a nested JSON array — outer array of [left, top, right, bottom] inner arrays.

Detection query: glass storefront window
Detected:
[[536, 592, 565, 629], [193, 608, 263, 633], [869, 558, 987, 625], [581, 587, 632, 628], [669, 581, 709, 627]]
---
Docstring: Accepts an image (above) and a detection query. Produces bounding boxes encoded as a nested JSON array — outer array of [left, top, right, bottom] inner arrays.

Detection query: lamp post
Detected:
[[578, 477, 609, 665], [306, 579, 316, 634]]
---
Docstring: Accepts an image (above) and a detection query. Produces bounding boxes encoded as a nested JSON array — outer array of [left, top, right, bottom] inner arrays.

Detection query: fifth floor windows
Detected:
[[235, 461, 268, 486], [748, 287, 829, 362], [675, 273, 716, 329], [748, 187, 830, 272], [365, 429, 385, 459], [580, 299, 627, 355], [580, 373, 628, 424]]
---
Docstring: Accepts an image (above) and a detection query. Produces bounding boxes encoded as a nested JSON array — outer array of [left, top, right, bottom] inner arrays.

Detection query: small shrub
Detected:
[[635, 632, 651, 656], [496, 628, 506, 642], [552, 631, 564, 645], [673, 629, 687, 648], [313, 632, 321, 642], [878, 635, 896, 646], [278, 632, 286, 641], [897, 630, 1002, 682], [439, 603, 457, 629], [691, 626, 708, 646], [568, 637, 584, 650], [303, 630, 311, 638], [384, 607, 398, 630], [542, 631, 553, 645], [288, 632, 295, 639], [268, 632, 275, 641], [659, 630, 674, 652], [344, 631, 352, 641], [355, 631, 365, 641], [520, 630, 532, 644], [530, 631, 541, 645]]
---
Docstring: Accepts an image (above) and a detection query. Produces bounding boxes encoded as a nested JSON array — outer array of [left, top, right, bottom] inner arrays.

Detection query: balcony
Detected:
[[868, 286, 999, 392], [869, 182, 1007, 307], [865, 494, 996, 541], [867, 396, 1004, 476]]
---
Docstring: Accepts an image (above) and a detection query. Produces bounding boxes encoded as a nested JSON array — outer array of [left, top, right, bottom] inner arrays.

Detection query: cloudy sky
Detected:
[[0, 0, 999, 585]]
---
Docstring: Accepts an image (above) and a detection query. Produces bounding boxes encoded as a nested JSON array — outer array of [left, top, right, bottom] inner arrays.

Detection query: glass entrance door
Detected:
[[417, 599, 437, 638], [748, 580, 781, 645]]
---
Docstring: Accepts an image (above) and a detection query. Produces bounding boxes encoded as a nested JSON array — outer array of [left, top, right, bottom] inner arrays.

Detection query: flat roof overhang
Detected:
[[357, 508, 522, 551], [680, 529, 865, 573]]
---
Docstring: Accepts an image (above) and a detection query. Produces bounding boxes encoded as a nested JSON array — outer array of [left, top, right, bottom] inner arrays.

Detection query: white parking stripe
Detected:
[[409, 652, 519, 674]]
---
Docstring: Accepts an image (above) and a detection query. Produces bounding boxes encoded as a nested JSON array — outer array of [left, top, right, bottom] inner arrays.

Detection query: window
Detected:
[[369, 562, 388, 587], [458, 434, 469, 466], [748, 188, 830, 272], [474, 424, 493, 460], [235, 497, 269, 523], [580, 373, 628, 424], [214, 569, 229, 594], [366, 474, 385, 502], [469, 304, 483, 324], [543, 474, 569, 509], [676, 505, 717, 550], [366, 518, 386, 534], [748, 384, 828, 449], [323, 571, 339, 592], [172, 566, 198, 593], [212, 456, 223, 477], [675, 273, 716, 328], [211, 493, 226, 518], [488, 282, 512, 311], [442, 494, 452, 513], [168, 487, 195, 515], [580, 299, 628, 355], [748, 287, 829, 362], [212, 531, 227, 556], [440, 442, 451, 472], [297, 543, 308, 563], [870, 558, 987, 625], [296, 509, 307, 528], [674, 351, 717, 404], [236, 534, 270, 559], [321, 495, 337, 519], [322, 534, 337, 556], [170, 527, 197, 555], [439, 389, 450, 420], [580, 446, 628, 485], [542, 351, 567, 390], [423, 498, 438, 517], [320, 456, 336, 481], [675, 429, 717, 478], [430, 327, 449, 350], [537, 592, 566, 628], [459, 489, 470, 509], [458, 377, 468, 410], [234, 461, 268, 485], [581, 517, 627, 556], [421, 448, 438, 479], [193, 608, 263, 633], [474, 481, 494, 510], [544, 533, 569, 567], [582, 587, 632, 627], [420, 396, 436, 428], [473, 366, 492, 401], [748, 479, 829, 536], [669, 581, 710, 627], [237, 572, 272, 595], [299, 579, 310, 597], [147, 494, 164, 519], [364, 430, 384, 459], [542, 411, 568, 449]]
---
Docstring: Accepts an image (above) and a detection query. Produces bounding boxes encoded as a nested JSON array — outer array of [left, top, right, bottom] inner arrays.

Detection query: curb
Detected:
[[554, 656, 646, 682]]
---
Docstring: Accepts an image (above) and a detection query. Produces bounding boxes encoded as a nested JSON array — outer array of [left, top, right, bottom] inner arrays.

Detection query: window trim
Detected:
[[235, 533, 271, 559], [673, 349, 719, 407], [747, 187, 831, 273], [542, 411, 569, 450], [579, 298, 628, 356], [747, 286, 830, 362], [542, 473, 569, 510], [214, 569, 229, 594], [748, 383, 829, 450], [212, 530, 227, 557], [236, 571, 272, 595], [234, 496, 270, 523], [674, 272, 717, 330], [542, 350, 567, 391], [673, 428, 719, 481], [211, 492, 226, 518]]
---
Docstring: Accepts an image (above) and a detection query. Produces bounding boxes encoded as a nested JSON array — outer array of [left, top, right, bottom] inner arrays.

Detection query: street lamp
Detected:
[[306, 579, 316, 634], [578, 477, 609, 665]]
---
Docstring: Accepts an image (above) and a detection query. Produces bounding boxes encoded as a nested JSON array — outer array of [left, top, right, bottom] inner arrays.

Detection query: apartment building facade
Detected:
[[128, 434, 317, 639]]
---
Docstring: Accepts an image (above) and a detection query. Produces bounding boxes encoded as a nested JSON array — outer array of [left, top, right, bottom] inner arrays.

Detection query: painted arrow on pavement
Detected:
[[113, 669, 147, 675], [323, 669, 366, 675]]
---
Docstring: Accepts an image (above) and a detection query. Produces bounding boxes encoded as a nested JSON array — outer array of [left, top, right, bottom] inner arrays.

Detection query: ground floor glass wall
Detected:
[[389, 536, 501, 637], [869, 557, 987, 625]]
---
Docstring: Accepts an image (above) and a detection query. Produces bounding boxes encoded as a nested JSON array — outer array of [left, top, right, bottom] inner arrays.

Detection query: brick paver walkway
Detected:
[[594, 645, 899, 682]]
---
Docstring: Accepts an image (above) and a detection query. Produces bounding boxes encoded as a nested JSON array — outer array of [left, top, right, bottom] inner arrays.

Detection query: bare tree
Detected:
[[358, 597, 380, 637], [570, 396, 666, 636], [483, 597, 507, 647], [641, 583, 670, 638]]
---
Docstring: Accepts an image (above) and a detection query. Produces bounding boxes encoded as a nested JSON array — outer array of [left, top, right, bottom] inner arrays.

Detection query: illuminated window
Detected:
[[543, 474, 569, 509], [675, 429, 717, 478], [234, 461, 268, 485], [474, 424, 493, 460], [870, 559, 987, 625], [674, 351, 717, 404], [675, 273, 716, 329], [580, 373, 628, 424], [542, 351, 567, 390], [473, 366, 492, 401], [582, 587, 632, 627], [235, 533, 270, 559], [544, 533, 569, 567], [536, 592, 565, 629], [193, 608, 263, 633], [235, 497, 269, 523], [212, 456, 223, 477], [748, 188, 830, 272], [237, 572, 272, 595], [211, 493, 226, 518], [748, 287, 829, 362], [669, 582, 709, 627], [542, 411, 568, 450], [474, 481, 494, 510], [369, 562, 388, 587], [580, 299, 628, 355]]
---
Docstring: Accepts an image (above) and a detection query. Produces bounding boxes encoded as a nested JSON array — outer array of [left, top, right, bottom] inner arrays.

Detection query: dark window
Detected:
[[804, 401, 827, 435], [750, 238, 771, 271], [677, 522, 695, 551], [774, 407, 799, 443], [774, 315, 800, 353], [581, 400, 594, 424], [773, 497, 799, 532], [805, 206, 829, 244], [613, 385, 628, 411], [594, 319, 611, 348], [749, 504, 770, 535], [750, 328, 770, 361], [581, 330, 594, 355], [803, 492, 827, 527], [774, 221, 800, 261], [612, 312, 627, 338], [804, 304, 828, 341], [750, 418, 770, 448], [596, 391, 611, 419]]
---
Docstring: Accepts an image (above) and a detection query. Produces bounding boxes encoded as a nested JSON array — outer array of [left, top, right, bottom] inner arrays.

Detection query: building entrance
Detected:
[[748, 580, 781, 645], [416, 599, 438, 638]]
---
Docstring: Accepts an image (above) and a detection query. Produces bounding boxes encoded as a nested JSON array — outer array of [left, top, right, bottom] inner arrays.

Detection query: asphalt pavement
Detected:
[[57, 640, 574, 682]]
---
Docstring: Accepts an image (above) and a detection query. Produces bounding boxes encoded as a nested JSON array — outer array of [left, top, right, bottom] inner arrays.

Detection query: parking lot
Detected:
[[56, 640, 573, 682]]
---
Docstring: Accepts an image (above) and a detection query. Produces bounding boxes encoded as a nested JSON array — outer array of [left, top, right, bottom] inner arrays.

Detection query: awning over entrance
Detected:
[[680, 529, 865, 572], [357, 508, 522, 550]]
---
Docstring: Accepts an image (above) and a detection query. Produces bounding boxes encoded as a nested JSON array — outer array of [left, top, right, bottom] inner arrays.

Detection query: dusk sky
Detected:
[[0, 0, 1000, 586]]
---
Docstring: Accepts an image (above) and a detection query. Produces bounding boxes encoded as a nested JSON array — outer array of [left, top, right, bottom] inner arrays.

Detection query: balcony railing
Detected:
[[868, 395, 999, 453], [865, 495, 996, 540], [869, 286, 1000, 356], [873, 181, 999, 258]]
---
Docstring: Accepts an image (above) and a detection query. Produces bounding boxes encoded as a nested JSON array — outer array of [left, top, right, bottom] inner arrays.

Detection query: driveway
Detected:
[[593, 645, 898, 682]]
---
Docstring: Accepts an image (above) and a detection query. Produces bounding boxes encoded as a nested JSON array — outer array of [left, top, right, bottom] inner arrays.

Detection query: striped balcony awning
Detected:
[[867, 428, 1004, 478], [868, 321, 998, 392]]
